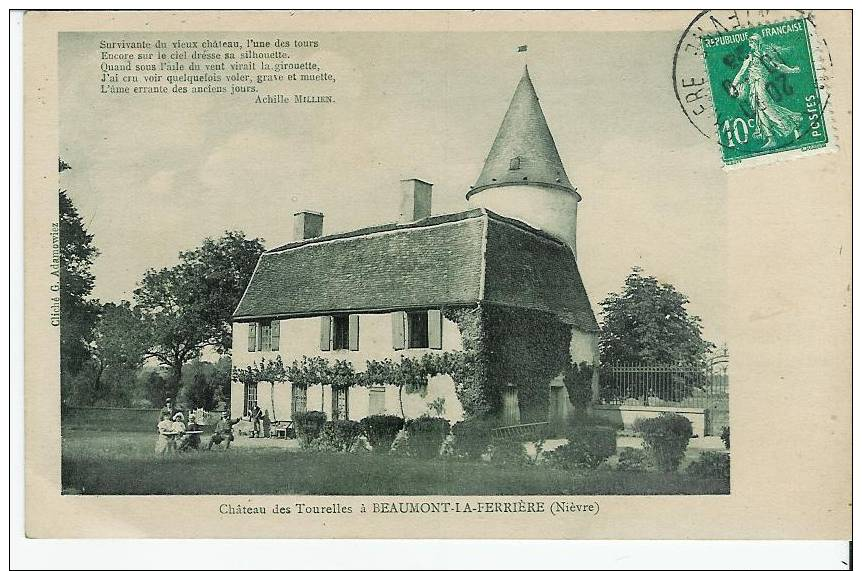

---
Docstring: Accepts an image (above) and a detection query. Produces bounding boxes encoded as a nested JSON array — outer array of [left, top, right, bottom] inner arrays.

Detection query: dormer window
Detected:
[[509, 156, 521, 170]]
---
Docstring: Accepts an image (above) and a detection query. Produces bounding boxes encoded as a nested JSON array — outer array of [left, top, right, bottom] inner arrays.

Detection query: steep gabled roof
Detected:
[[233, 209, 598, 332], [469, 66, 578, 199]]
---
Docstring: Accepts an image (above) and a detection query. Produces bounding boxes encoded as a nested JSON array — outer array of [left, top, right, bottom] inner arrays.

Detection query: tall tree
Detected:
[[133, 231, 265, 388], [59, 160, 100, 383], [88, 301, 150, 395], [599, 267, 714, 365]]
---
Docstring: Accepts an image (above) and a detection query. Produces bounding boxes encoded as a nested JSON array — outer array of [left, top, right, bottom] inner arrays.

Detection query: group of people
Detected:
[[155, 399, 241, 456]]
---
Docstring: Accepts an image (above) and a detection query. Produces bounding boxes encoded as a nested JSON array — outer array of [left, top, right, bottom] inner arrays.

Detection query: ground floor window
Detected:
[[332, 386, 349, 420], [291, 384, 308, 416], [244, 383, 258, 416], [368, 386, 386, 415]]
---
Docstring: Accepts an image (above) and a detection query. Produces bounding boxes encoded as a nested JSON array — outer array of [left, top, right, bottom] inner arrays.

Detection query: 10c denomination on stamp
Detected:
[[701, 18, 829, 166]]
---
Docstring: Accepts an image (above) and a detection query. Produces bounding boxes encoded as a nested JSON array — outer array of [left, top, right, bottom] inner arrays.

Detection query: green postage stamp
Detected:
[[700, 18, 831, 166]]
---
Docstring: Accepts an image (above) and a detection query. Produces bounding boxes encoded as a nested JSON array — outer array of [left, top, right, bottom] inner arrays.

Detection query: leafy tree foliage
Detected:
[[59, 161, 100, 392], [90, 301, 150, 385], [599, 267, 713, 365], [177, 357, 232, 410], [133, 231, 264, 386]]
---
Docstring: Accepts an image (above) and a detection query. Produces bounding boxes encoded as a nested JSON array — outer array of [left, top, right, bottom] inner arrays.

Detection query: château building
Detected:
[[231, 66, 598, 427]]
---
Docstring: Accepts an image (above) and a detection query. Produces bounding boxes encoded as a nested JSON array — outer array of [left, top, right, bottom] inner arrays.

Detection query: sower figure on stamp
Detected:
[[207, 411, 240, 450], [730, 33, 802, 150], [249, 403, 263, 438]]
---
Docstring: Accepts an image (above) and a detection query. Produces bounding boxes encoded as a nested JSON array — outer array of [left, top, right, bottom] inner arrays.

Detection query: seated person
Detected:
[[170, 412, 186, 451], [207, 411, 241, 450], [178, 413, 202, 451]]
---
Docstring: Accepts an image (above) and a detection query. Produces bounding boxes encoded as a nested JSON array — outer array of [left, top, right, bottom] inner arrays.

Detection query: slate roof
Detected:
[[469, 66, 579, 200], [233, 209, 598, 332]]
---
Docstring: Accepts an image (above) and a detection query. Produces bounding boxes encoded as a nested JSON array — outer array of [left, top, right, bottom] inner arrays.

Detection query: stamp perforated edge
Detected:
[[692, 12, 839, 171]]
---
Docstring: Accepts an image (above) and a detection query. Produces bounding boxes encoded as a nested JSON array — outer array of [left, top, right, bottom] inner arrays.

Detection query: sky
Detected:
[[60, 30, 728, 345]]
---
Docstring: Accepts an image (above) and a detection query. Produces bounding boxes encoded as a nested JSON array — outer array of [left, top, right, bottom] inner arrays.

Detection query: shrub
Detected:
[[390, 429, 410, 457], [359, 414, 405, 453], [686, 451, 730, 480], [489, 439, 530, 467], [405, 416, 451, 459], [451, 418, 493, 460], [720, 426, 730, 449], [569, 413, 624, 431], [317, 420, 362, 452], [616, 448, 651, 472], [633, 413, 692, 472], [293, 410, 327, 449], [545, 425, 617, 470], [562, 360, 594, 414]]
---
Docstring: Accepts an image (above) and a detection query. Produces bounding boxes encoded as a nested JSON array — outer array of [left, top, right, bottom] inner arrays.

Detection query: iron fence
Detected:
[[599, 363, 728, 409]]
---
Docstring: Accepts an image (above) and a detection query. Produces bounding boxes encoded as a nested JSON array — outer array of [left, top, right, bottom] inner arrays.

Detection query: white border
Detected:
[[8, 4, 856, 570]]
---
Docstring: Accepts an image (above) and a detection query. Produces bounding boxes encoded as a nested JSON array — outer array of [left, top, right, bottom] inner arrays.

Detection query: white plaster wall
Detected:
[[232, 312, 464, 422], [467, 184, 579, 254], [570, 327, 599, 365], [230, 379, 244, 418], [592, 404, 707, 438]]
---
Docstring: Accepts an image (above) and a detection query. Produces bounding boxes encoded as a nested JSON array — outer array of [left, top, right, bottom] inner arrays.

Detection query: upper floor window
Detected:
[[509, 156, 521, 170], [247, 319, 280, 352], [392, 309, 443, 350], [332, 315, 350, 350], [320, 314, 359, 351], [407, 311, 429, 348]]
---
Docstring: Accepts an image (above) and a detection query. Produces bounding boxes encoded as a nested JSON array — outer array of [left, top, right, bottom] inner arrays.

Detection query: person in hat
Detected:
[[161, 398, 174, 417], [168, 412, 186, 453], [249, 403, 264, 438], [207, 411, 241, 450], [155, 410, 175, 455], [178, 413, 202, 451]]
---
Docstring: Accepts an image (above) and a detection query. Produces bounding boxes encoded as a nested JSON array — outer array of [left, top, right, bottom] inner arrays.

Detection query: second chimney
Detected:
[[294, 211, 324, 240], [399, 179, 433, 222]]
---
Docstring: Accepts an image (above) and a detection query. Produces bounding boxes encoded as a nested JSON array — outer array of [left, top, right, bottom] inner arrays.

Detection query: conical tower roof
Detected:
[[468, 66, 578, 199]]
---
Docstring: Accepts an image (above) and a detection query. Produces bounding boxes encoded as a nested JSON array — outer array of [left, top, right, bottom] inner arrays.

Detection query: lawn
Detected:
[[62, 429, 730, 496]]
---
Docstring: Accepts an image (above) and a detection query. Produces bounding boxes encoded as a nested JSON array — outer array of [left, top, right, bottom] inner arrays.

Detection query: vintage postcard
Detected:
[[22, 10, 851, 539]]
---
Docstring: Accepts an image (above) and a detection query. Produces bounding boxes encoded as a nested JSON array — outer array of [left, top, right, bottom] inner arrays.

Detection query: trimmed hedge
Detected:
[[360, 414, 405, 453], [546, 425, 617, 470], [720, 426, 730, 450], [489, 439, 531, 467], [616, 448, 651, 472], [405, 416, 450, 459], [686, 451, 730, 480], [318, 420, 363, 452], [633, 413, 692, 472], [294, 410, 327, 449], [451, 418, 493, 460]]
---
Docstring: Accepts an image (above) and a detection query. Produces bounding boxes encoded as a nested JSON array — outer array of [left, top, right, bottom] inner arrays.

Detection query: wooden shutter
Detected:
[[391, 311, 405, 350], [348, 314, 360, 351], [319, 316, 332, 351], [270, 320, 280, 351], [247, 323, 257, 352], [428, 309, 443, 350]]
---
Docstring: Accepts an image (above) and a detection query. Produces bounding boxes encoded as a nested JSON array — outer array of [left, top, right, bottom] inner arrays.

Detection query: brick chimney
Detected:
[[294, 211, 324, 240], [399, 179, 433, 222]]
